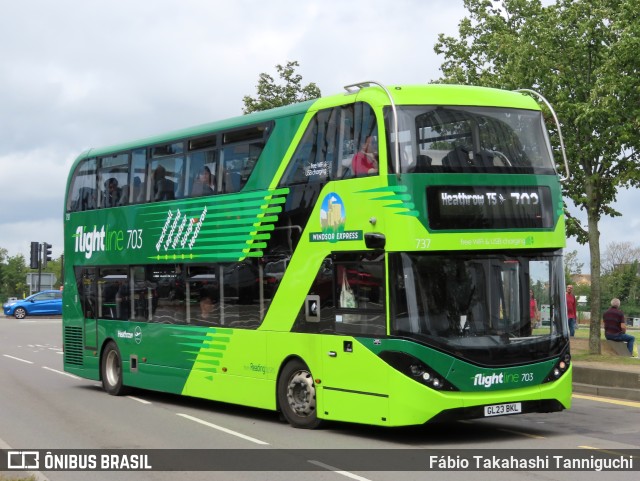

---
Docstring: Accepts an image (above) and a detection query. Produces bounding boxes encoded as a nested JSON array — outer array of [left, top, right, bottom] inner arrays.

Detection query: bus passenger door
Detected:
[[319, 253, 389, 425]]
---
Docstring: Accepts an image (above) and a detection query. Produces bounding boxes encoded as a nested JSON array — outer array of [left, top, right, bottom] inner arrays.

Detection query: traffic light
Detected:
[[42, 243, 52, 268], [29, 242, 40, 269]]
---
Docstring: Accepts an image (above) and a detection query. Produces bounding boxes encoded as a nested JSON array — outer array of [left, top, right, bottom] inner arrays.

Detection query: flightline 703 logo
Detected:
[[472, 371, 534, 388], [74, 225, 120, 259]]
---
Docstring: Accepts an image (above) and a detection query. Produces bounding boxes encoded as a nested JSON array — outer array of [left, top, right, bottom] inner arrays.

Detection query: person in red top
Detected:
[[565, 285, 577, 337], [603, 298, 636, 355], [352, 136, 378, 176], [529, 289, 540, 328]]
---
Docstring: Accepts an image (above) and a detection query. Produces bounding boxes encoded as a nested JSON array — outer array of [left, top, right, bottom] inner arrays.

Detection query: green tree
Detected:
[[45, 256, 64, 289], [242, 61, 321, 114], [0, 250, 29, 301], [0, 247, 7, 300], [563, 249, 584, 282], [601, 261, 639, 304], [434, 0, 640, 354]]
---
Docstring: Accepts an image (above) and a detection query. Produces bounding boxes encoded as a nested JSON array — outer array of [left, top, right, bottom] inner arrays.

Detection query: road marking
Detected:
[[579, 445, 640, 459], [176, 413, 269, 445], [42, 366, 81, 379], [127, 395, 152, 405], [573, 393, 640, 408], [308, 460, 373, 481], [3, 354, 34, 364], [19, 320, 61, 324]]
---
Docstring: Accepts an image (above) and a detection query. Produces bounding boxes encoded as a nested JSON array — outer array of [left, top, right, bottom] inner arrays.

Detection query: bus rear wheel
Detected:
[[277, 359, 322, 429], [101, 341, 129, 396]]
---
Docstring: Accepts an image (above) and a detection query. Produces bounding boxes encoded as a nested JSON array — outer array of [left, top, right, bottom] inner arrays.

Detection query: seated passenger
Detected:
[[200, 286, 218, 316], [191, 166, 216, 196], [103, 178, 122, 207], [352, 136, 379, 176], [153, 165, 175, 201], [131, 176, 144, 203]]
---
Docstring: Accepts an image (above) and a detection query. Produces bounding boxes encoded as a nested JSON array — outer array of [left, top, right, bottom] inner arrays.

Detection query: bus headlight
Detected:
[[543, 350, 571, 383], [380, 352, 458, 391]]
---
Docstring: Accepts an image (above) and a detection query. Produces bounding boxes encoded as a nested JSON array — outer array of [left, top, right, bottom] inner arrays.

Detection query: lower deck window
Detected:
[[293, 251, 386, 336], [74, 259, 285, 329]]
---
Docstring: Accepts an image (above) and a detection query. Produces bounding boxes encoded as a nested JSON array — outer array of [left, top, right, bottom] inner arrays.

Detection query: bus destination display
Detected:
[[426, 185, 553, 230]]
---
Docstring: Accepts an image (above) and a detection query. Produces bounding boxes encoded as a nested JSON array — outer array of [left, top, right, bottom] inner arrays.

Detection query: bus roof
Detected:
[[74, 83, 539, 162], [78, 99, 316, 161]]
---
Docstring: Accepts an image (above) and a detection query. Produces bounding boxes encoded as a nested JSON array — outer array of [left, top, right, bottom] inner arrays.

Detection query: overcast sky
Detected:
[[0, 0, 636, 273]]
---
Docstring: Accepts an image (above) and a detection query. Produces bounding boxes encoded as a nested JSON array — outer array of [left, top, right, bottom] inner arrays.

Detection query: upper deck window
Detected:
[[280, 102, 378, 186], [67, 123, 272, 212], [67, 158, 97, 212], [98, 153, 129, 208], [150, 142, 185, 201], [387, 106, 555, 175]]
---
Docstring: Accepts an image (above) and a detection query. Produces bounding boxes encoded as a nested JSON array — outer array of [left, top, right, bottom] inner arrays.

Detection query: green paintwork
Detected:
[[63, 83, 571, 427], [66, 188, 289, 264], [358, 337, 558, 392]]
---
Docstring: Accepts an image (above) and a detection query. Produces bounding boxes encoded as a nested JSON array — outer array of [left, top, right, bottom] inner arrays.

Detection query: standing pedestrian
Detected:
[[566, 285, 577, 337]]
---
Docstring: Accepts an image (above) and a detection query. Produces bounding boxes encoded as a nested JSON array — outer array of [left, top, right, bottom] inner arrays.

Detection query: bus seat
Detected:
[[154, 179, 175, 201], [442, 147, 471, 169], [475, 150, 496, 169], [429, 312, 450, 335], [394, 316, 412, 333], [408, 154, 432, 173], [118, 185, 129, 206], [225, 171, 242, 193], [77, 187, 96, 211], [340, 157, 353, 179]]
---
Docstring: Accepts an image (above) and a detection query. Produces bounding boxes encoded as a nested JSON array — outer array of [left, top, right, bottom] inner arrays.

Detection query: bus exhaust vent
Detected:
[[64, 326, 84, 366]]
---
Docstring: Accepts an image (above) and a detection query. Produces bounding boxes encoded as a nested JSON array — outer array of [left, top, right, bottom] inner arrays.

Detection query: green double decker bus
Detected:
[[63, 82, 571, 428]]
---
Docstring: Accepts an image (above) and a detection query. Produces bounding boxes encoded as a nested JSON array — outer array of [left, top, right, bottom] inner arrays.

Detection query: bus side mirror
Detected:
[[365, 232, 385, 249]]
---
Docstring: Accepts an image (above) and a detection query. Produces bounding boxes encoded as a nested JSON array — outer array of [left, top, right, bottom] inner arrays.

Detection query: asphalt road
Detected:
[[0, 316, 638, 481]]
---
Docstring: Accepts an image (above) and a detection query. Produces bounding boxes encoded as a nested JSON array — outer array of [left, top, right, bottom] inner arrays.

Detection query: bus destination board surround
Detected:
[[426, 185, 553, 230]]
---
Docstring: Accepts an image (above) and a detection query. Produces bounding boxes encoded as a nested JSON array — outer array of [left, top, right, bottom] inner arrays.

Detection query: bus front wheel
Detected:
[[277, 359, 322, 429], [101, 341, 129, 396]]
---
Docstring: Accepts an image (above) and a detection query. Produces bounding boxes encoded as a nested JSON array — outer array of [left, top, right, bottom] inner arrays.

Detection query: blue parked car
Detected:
[[3, 290, 62, 319]]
